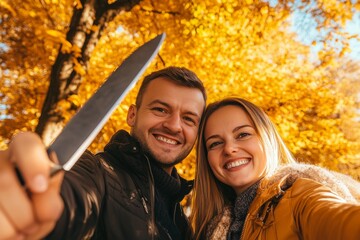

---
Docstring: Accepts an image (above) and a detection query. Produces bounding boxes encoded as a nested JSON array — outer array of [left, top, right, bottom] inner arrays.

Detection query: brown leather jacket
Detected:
[[207, 164, 360, 240]]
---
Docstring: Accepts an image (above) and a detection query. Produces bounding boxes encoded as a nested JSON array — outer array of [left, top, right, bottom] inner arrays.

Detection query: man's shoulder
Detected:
[[95, 151, 142, 187]]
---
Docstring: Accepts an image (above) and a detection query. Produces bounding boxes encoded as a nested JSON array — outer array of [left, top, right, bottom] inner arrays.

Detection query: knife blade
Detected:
[[47, 33, 165, 174]]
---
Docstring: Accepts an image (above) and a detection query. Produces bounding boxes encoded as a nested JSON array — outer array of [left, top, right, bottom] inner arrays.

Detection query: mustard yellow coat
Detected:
[[207, 164, 360, 240]]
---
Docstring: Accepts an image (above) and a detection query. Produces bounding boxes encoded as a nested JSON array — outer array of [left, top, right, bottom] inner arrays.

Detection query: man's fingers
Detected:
[[0, 157, 36, 232], [26, 221, 57, 240], [9, 132, 50, 193], [32, 171, 64, 222], [0, 132, 64, 240], [0, 205, 22, 240]]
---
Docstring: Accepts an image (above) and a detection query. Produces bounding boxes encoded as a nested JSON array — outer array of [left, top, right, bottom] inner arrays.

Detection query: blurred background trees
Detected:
[[1, 0, 359, 179]]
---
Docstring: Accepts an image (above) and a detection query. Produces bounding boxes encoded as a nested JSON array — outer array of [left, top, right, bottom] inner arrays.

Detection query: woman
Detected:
[[190, 97, 360, 240]]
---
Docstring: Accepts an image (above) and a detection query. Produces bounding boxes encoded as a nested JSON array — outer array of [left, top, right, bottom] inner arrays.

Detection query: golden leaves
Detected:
[[260, 5, 268, 15], [1, 0, 359, 179], [72, 58, 86, 75], [46, 29, 65, 38], [45, 29, 73, 54], [74, 0, 83, 9], [0, 0, 16, 16]]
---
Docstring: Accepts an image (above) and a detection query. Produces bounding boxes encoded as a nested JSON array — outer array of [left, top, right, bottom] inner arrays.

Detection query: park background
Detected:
[[1, 0, 360, 183]]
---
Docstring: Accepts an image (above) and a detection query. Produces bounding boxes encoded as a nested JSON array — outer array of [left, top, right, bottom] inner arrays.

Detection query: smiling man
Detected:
[[0, 66, 206, 240], [127, 76, 205, 173]]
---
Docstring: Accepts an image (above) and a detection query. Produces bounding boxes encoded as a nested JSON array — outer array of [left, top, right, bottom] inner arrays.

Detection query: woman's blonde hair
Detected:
[[190, 97, 296, 240]]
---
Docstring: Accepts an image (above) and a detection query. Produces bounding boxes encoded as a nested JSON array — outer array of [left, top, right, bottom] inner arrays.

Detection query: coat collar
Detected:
[[103, 130, 193, 200]]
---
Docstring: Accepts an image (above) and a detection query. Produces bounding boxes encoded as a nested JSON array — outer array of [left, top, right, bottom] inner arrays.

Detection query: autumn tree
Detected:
[[1, 0, 359, 179], [0, 0, 143, 145]]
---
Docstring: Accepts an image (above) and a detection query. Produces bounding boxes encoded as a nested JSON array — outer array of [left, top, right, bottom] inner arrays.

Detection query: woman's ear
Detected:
[[127, 104, 137, 127]]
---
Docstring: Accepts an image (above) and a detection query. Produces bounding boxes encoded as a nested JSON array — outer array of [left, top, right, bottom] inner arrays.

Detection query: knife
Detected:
[[46, 33, 166, 175]]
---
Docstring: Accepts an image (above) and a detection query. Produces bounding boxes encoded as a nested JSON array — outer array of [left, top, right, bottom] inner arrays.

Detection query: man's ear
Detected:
[[127, 104, 137, 127]]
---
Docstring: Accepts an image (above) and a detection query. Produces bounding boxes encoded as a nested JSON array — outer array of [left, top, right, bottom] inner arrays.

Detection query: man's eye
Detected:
[[152, 107, 166, 113], [183, 116, 196, 125]]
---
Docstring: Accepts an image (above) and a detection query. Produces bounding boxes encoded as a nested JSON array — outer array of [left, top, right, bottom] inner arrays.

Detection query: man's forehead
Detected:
[[142, 78, 205, 112], [144, 77, 200, 97]]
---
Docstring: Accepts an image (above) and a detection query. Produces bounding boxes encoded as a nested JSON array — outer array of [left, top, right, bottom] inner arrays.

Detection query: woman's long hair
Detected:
[[190, 97, 296, 240]]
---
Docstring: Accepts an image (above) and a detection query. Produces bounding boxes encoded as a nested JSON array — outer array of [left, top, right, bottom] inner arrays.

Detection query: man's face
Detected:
[[127, 77, 205, 172]]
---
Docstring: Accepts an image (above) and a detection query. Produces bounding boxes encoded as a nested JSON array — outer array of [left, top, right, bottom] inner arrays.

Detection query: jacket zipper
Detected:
[[134, 185, 149, 214], [141, 197, 149, 214], [144, 155, 156, 240], [173, 202, 178, 223]]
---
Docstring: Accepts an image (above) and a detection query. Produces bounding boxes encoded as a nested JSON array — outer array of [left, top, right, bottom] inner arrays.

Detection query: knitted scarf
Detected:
[[227, 181, 260, 240], [151, 163, 183, 240]]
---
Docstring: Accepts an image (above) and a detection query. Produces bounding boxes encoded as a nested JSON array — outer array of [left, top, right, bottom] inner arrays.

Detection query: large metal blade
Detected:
[[47, 33, 165, 171]]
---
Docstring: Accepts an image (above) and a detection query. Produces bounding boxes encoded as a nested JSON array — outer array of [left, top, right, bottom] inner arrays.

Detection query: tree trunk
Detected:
[[35, 0, 142, 145]]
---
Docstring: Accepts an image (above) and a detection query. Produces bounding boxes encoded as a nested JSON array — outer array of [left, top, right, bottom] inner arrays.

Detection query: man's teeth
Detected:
[[225, 159, 249, 169], [156, 136, 177, 145]]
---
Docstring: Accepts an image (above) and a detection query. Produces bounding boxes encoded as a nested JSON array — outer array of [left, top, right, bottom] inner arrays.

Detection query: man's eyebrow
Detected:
[[185, 110, 201, 119], [148, 100, 201, 118], [147, 99, 170, 108]]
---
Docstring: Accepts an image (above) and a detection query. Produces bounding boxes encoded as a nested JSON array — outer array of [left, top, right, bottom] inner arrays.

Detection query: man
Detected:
[[0, 66, 206, 239]]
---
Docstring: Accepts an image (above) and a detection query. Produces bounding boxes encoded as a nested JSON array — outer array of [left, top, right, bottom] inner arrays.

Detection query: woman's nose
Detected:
[[223, 141, 238, 155]]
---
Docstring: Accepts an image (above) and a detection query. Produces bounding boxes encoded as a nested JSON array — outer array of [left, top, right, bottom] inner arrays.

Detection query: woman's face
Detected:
[[204, 105, 267, 195]]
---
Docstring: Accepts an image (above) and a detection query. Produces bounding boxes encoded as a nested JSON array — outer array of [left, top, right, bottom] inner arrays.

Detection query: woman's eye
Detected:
[[236, 132, 250, 139], [208, 141, 221, 150]]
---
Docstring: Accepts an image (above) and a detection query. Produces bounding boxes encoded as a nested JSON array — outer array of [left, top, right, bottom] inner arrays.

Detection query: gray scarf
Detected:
[[227, 181, 260, 240]]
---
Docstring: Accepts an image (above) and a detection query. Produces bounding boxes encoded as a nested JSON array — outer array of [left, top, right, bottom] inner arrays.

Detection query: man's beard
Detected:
[[138, 136, 191, 168], [131, 129, 192, 168]]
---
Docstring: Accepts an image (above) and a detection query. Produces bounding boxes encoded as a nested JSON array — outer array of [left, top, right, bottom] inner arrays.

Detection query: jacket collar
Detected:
[[104, 130, 146, 176], [104, 130, 193, 200]]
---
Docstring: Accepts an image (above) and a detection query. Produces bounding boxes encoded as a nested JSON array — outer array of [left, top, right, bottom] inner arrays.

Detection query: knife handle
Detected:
[[47, 149, 64, 177], [15, 150, 64, 187], [49, 163, 64, 176], [15, 163, 63, 188]]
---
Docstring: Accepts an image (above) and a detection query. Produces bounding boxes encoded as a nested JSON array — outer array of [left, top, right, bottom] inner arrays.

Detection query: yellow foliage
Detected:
[[73, 57, 86, 75], [0, 0, 16, 16], [67, 94, 81, 108], [0, 0, 359, 180], [74, 0, 82, 9]]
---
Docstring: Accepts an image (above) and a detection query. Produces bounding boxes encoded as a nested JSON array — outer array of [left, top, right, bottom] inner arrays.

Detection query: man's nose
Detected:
[[163, 114, 182, 133]]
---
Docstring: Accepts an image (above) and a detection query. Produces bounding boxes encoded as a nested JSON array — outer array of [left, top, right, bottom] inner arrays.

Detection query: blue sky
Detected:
[[291, 9, 360, 60], [346, 12, 360, 60], [278, 0, 360, 61]]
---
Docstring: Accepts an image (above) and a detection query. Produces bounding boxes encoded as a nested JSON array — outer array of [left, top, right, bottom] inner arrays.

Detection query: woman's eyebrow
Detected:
[[205, 124, 253, 143], [232, 124, 253, 133]]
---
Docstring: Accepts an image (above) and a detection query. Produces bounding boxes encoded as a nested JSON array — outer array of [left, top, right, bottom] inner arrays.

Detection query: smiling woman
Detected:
[[204, 105, 267, 195], [190, 97, 360, 240]]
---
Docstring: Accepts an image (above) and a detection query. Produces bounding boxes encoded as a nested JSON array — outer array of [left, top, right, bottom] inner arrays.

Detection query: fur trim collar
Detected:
[[206, 163, 360, 240], [268, 163, 359, 203]]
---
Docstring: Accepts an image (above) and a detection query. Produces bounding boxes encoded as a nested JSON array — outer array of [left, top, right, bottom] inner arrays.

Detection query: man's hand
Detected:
[[0, 132, 64, 240]]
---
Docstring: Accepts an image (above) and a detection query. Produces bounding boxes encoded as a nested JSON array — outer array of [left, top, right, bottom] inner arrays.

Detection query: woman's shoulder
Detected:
[[269, 163, 360, 203]]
